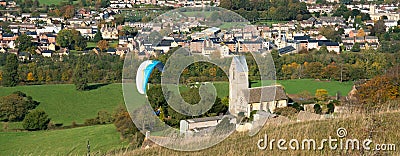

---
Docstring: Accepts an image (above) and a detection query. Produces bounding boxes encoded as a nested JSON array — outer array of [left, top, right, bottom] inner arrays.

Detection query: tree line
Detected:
[[219, 0, 311, 21], [0, 53, 123, 88], [276, 49, 393, 81]]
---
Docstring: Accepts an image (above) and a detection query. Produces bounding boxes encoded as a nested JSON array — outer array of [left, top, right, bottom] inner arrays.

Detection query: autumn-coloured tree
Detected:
[[355, 75, 399, 112], [304, 62, 323, 79], [209, 67, 217, 77], [282, 62, 300, 79], [27, 72, 35, 81], [48, 9, 62, 17], [97, 40, 108, 52], [323, 62, 340, 80], [357, 28, 366, 38], [315, 89, 329, 101], [61, 5, 75, 19], [113, 105, 144, 146]]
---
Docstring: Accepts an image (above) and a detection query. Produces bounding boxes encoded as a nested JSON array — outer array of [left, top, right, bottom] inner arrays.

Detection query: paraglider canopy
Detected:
[[136, 60, 164, 94]]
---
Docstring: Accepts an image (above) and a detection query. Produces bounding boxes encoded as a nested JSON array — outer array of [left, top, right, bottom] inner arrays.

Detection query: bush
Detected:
[[84, 118, 99, 126], [97, 110, 114, 124], [113, 105, 143, 142], [314, 104, 322, 114], [22, 110, 51, 131], [327, 103, 335, 114], [0, 92, 40, 122], [84, 110, 114, 126]]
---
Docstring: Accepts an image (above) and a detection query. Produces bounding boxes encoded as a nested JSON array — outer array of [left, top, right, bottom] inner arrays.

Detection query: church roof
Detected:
[[245, 85, 287, 103]]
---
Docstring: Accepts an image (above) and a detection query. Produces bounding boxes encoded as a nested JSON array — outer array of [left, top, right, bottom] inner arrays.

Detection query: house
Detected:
[[100, 25, 118, 40], [189, 39, 204, 53], [8, 49, 18, 55], [18, 52, 30, 61], [2, 34, 17, 41], [229, 56, 288, 117], [278, 46, 297, 55], [39, 34, 56, 43], [41, 50, 53, 57], [217, 44, 230, 57], [26, 31, 38, 39], [106, 48, 116, 55], [240, 40, 263, 53], [317, 41, 340, 53], [116, 47, 130, 56], [153, 38, 178, 53], [57, 48, 69, 56], [0, 47, 6, 53], [48, 43, 56, 51]]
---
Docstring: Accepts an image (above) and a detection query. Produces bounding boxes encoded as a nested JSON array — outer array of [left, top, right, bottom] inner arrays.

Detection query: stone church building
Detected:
[[229, 56, 288, 117], [179, 56, 288, 133]]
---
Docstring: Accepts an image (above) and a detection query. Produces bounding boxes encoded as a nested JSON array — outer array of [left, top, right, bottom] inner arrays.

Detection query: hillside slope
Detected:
[[127, 112, 400, 155]]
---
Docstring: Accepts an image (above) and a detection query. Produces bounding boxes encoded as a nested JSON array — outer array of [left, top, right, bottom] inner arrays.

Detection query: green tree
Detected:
[[0, 94, 27, 121], [22, 110, 50, 131], [57, 29, 86, 50], [56, 29, 74, 48], [327, 103, 335, 114], [372, 19, 386, 36], [0, 92, 39, 122], [15, 34, 33, 52], [73, 35, 87, 51], [93, 31, 103, 42], [73, 57, 88, 91], [220, 0, 232, 9], [313, 104, 322, 114], [332, 4, 350, 19], [2, 54, 19, 87], [351, 42, 361, 52]]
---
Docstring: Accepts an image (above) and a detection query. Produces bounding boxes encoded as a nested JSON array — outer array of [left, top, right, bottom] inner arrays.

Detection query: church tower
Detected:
[[229, 56, 249, 116]]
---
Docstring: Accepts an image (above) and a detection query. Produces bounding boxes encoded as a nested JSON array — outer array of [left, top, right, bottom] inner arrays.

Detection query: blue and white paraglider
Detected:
[[136, 60, 164, 94]]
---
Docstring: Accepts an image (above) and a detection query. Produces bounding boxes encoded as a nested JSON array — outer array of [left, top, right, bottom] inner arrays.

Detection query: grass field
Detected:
[[0, 124, 128, 155], [255, 20, 286, 27], [0, 122, 23, 132], [87, 41, 97, 49], [38, 0, 64, 5], [255, 79, 354, 96], [0, 84, 124, 126], [110, 40, 119, 48], [219, 22, 249, 29], [180, 79, 353, 98], [181, 11, 213, 18]]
